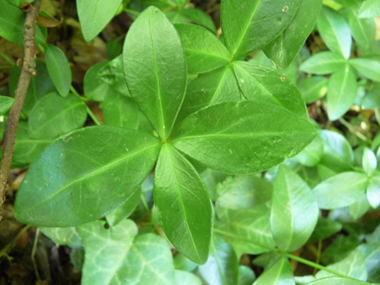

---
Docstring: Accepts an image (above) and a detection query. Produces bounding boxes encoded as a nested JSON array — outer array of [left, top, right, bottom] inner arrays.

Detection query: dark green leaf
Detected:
[[298, 76, 328, 104], [174, 23, 230, 74], [171, 101, 317, 174], [299, 52, 347, 75], [84, 62, 115, 102], [154, 144, 212, 264], [358, 0, 380, 18], [0, 96, 15, 114], [349, 58, 380, 82], [308, 217, 342, 242], [123, 7, 187, 140], [253, 257, 294, 285], [181, 8, 216, 32], [15, 126, 160, 226]]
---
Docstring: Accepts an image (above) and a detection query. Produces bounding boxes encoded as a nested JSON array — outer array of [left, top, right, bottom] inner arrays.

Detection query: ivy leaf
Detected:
[[271, 165, 319, 252], [14, 126, 160, 226], [358, 0, 380, 18], [317, 6, 352, 59], [221, 0, 302, 59], [367, 176, 380, 209], [45, 44, 72, 97], [199, 234, 239, 285], [313, 172, 368, 209], [253, 257, 294, 285], [171, 101, 317, 175], [77, 0, 123, 42], [123, 7, 187, 141], [263, 0, 322, 69], [174, 23, 231, 74], [154, 144, 212, 264], [298, 76, 328, 104], [349, 58, 380, 82], [299, 52, 347, 75]]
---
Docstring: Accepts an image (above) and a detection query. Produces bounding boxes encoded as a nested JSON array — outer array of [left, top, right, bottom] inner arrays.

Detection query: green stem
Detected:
[[338, 118, 369, 143], [70, 86, 101, 126], [0, 51, 15, 66], [0, 225, 31, 258], [124, 8, 140, 16]]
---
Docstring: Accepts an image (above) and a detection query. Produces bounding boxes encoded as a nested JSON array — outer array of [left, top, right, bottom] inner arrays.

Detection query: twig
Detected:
[[0, 0, 42, 208]]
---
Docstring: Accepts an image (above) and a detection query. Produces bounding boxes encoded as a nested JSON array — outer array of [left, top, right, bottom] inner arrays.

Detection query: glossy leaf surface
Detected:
[[298, 77, 328, 104], [362, 148, 377, 175], [253, 257, 294, 285]]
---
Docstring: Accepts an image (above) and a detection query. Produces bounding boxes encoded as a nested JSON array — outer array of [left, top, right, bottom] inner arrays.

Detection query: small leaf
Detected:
[[0, 96, 15, 114], [358, 0, 380, 18], [253, 257, 294, 285], [97, 55, 129, 95], [84, 61, 115, 102], [123, 7, 187, 140], [367, 176, 380, 209], [45, 44, 72, 97], [313, 172, 368, 209], [37, 11, 61, 28], [294, 136, 324, 167], [238, 266, 256, 285], [362, 83, 380, 109], [154, 144, 212, 264], [362, 147, 377, 175], [181, 8, 216, 32], [298, 76, 328, 104], [349, 58, 380, 82], [299, 52, 347, 75], [77, 0, 123, 42]]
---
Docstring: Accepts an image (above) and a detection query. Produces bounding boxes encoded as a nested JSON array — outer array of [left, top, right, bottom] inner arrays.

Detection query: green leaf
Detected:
[[308, 217, 342, 242], [362, 148, 377, 175], [97, 56, 129, 95], [100, 93, 139, 129], [154, 144, 211, 264], [200, 168, 228, 201], [28, 92, 87, 139], [45, 44, 72, 97], [84, 61, 115, 102], [299, 52, 347, 75], [181, 8, 217, 32], [171, 101, 317, 175], [349, 58, 380, 82], [357, 240, 380, 282], [40, 227, 80, 246], [367, 176, 380, 209], [232, 62, 308, 118], [362, 83, 380, 109], [271, 165, 319, 252], [313, 172, 368, 209], [173, 253, 198, 272], [123, 7, 187, 141], [349, 193, 371, 220], [316, 249, 368, 281], [174, 270, 202, 285], [253, 257, 294, 285], [348, 10, 376, 48], [263, 0, 322, 69], [221, 0, 302, 59], [77, 0, 123, 42], [238, 266, 256, 285], [199, 234, 239, 285], [15, 126, 160, 226], [0, 96, 15, 114], [298, 76, 328, 104], [317, 6, 352, 59], [358, 0, 380, 18], [306, 277, 369, 285], [174, 23, 230, 74], [326, 65, 358, 121], [293, 136, 324, 167]]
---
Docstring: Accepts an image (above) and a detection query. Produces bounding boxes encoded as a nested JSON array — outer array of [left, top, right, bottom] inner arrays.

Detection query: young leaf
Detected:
[[77, 0, 123, 42], [154, 144, 212, 264], [97, 55, 129, 95], [84, 62, 115, 102], [317, 6, 352, 59], [349, 58, 380, 82], [263, 0, 322, 69], [199, 234, 239, 285], [28, 92, 87, 139], [45, 44, 72, 97], [298, 76, 328, 104], [15, 126, 160, 226], [294, 136, 324, 167], [171, 101, 317, 175], [221, 0, 302, 59], [362, 148, 377, 175], [180, 8, 216, 32], [367, 176, 380, 209], [299, 52, 347, 75], [348, 10, 376, 48], [326, 65, 358, 121], [313, 172, 368, 209], [253, 257, 294, 285], [358, 0, 380, 18], [174, 23, 231, 74], [0, 96, 15, 114], [123, 7, 187, 141]]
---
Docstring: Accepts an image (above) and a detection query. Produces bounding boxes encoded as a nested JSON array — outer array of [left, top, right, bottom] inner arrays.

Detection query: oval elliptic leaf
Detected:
[[171, 101, 317, 175], [298, 76, 328, 104], [294, 136, 324, 167], [221, 0, 302, 59], [181, 8, 217, 32], [45, 44, 72, 97], [263, 0, 322, 70], [174, 23, 231, 74], [253, 257, 294, 285], [349, 58, 380, 82], [271, 165, 319, 252], [317, 6, 352, 59], [299, 52, 347, 75], [362, 147, 377, 175], [77, 0, 123, 42], [28, 92, 87, 140], [367, 176, 380, 209], [123, 7, 187, 141], [313, 172, 368, 209], [84, 61, 115, 102], [154, 144, 212, 264], [14, 126, 161, 226], [0, 96, 15, 114]]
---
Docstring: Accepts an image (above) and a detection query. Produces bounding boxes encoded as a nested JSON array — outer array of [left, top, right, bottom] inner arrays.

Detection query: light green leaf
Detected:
[[316, 250, 368, 281], [200, 168, 228, 201], [84, 61, 115, 102], [349, 58, 380, 82], [362, 83, 380, 109], [348, 10, 376, 48], [263, 0, 322, 69], [181, 8, 216, 32], [308, 217, 342, 242], [154, 144, 212, 264], [100, 92, 139, 129], [45, 44, 72, 97], [14, 126, 160, 226], [313, 172, 368, 209], [298, 76, 328, 104], [232, 62, 308, 118], [326, 65, 358, 121], [317, 6, 352, 59], [294, 136, 324, 167], [199, 234, 239, 285], [123, 7, 187, 141], [253, 257, 295, 285], [271, 165, 319, 252], [40, 227, 80, 246], [174, 270, 202, 285], [358, 0, 380, 18], [299, 52, 347, 75], [238, 265, 256, 285], [367, 176, 380, 209], [171, 101, 317, 175], [77, 0, 123, 42], [173, 253, 198, 272], [362, 148, 377, 175], [349, 193, 371, 220], [306, 277, 369, 285], [174, 23, 230, 74], [28, 92, 87, 139], [221, 0, 302, 59], [0, 96, 15, 114], [97, 55, 129, 95]]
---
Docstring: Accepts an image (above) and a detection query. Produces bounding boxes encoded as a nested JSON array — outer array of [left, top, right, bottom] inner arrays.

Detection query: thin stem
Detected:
[[0, 51, 15, 66], [0, 225, 31, 258], [338, 118, 369, 143], [124, 8, 140, 16], [31, 228, 41, 281], [69, 85, 89, 102], [70, 86, 101, 126]]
